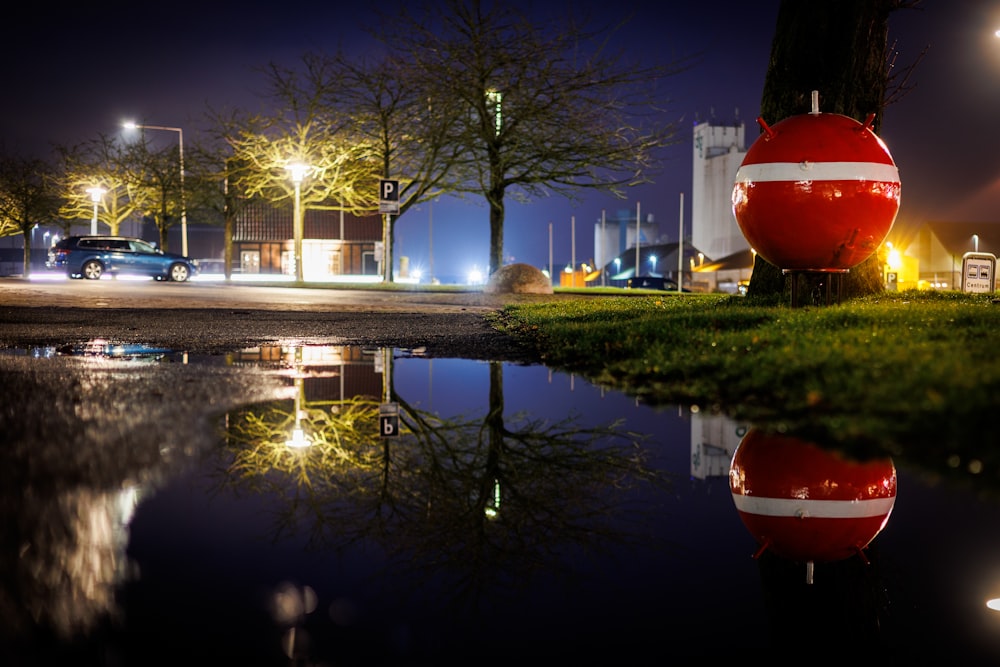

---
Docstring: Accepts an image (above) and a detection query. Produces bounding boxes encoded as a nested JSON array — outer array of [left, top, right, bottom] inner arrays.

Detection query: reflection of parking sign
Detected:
[[379, 402, 400, 438]]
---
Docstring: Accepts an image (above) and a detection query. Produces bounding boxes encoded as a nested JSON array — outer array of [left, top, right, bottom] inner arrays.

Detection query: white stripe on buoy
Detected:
[[732, 494, 895, 519], [735, 161, 900, 184]]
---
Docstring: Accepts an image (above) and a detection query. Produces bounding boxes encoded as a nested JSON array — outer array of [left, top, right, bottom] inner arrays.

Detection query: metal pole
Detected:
[[635, 201, 641, 279], [678, 192, 684, 293], [91, 202, 98, 235], [601, 210, 606, 286], [571, 215, 576, 280], [548, 222, 553, 280], [294, 182, 303, 281], [178, 127, 187, 257], [382, 213, 390, 282]]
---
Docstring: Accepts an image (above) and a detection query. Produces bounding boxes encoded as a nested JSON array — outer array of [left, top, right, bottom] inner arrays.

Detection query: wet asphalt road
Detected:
[[0, 278, 570, 361]]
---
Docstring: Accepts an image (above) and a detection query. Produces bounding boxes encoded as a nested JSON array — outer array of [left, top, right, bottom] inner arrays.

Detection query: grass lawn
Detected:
[[488, 289, 1000, 496]]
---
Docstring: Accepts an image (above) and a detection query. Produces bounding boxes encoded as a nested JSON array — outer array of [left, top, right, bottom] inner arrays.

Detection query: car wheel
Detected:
[[169, 263, 190, 282], [82, 260, 103, 280]]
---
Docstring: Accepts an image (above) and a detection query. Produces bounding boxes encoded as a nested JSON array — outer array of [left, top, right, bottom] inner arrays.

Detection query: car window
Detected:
[[108, 240, 131, 251], [130, 240, 159, 254]]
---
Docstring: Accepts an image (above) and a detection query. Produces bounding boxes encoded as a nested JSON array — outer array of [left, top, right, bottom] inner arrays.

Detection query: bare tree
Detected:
[[185, 128, 249, 281], [219, 72, 380, 281], [126, 139, 186, 251], [307, 51, 468, 282], [746, 0, 923, 302], [375, 0, 687, 276], [0, 152, 61, 277]]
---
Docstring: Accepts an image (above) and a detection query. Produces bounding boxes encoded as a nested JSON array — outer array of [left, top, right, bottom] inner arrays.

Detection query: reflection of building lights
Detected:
[[484, 479, 501, 520]]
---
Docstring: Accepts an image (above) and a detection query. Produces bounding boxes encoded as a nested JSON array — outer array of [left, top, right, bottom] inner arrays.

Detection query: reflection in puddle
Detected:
[[1, 342, 999, 663], [729, 428, 897, 581]]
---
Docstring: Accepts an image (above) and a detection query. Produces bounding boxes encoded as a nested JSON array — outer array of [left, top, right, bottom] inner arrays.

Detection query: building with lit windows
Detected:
[[232, 200, 382, 279]]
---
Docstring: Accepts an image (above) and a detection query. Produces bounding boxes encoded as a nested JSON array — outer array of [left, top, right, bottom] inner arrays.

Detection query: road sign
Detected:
[[379, 401, 399, 438], [961, 252, 996, 293], [379, 179, 399, 214]]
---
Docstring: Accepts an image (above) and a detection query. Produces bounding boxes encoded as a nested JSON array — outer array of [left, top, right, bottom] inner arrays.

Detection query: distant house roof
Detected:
[[605, 241, 707, 280], [918, 221, 1000, 256], [694, 248, 755, 272]]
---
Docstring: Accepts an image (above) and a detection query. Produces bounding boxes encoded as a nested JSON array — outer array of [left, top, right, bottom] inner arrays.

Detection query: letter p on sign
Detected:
[[379, 179, 399, 214]]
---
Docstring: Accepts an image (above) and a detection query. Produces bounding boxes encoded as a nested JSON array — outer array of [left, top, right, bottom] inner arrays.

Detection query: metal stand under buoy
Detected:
[[784, 269, 847, 307]]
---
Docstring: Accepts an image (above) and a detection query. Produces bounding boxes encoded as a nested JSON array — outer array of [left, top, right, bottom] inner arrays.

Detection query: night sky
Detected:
[[2, 1, 993, 277]]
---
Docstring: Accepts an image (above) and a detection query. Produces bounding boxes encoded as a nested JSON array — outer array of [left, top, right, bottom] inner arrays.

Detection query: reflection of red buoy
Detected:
[[731, 91, 900, 272], [729, 428, 896, 575]]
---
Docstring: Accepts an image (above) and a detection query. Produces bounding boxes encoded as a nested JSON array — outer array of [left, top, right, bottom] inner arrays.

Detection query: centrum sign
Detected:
[[961, 252, 997, 293]]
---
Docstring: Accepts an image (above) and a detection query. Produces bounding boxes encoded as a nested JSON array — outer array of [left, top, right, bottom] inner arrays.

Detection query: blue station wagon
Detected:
[[47, 236, 199, 282]]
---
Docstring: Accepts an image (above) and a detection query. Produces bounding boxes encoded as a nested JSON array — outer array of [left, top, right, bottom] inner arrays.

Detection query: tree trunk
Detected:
[[22, 234, 31, 278], [747, 0, 902, 302], [488, 195, 505, 277]]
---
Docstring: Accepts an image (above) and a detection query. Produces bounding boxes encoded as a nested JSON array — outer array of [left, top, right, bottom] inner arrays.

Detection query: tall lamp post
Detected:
[[122, 121, 186, 256], [86, 186, 106, 235], [288, 163, 309, 282]]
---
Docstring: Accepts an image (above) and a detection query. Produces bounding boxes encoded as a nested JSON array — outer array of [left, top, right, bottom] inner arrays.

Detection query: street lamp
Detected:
[[86, 186, 106, 235], [649, 254, 657, 274], [288, 163, 309, 282], [122, 121, 186, 256]]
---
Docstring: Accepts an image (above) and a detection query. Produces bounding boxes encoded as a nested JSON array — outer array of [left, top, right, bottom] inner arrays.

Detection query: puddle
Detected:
[[1, 342, 999, 663]]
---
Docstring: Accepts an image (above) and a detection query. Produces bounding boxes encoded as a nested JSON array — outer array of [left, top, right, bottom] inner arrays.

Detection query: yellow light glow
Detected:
[[887, 248, 902, 271]]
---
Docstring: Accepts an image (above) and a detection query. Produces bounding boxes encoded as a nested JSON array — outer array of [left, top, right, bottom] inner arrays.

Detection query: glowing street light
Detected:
[[288, 163, 310, 282], [122, 121, 187, 256], [285, 374, 311, 449], [86, 186, 106, 235], [649, 254, 657, 274]]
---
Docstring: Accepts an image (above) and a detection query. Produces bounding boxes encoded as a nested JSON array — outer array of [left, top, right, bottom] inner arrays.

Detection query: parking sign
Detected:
[[379, 179, 399, 214]]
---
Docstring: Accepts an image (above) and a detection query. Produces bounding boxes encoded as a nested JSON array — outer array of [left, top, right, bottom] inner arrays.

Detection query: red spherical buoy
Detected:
[[732, 94, 900, 272], [729, 428, 896, 566]]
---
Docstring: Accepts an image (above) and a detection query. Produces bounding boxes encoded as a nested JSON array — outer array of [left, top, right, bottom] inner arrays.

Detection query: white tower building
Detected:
[[691, 121, 749, 261]]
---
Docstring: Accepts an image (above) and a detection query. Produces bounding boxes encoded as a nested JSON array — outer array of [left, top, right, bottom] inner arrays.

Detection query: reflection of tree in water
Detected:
[[221, 360, 673, 617]]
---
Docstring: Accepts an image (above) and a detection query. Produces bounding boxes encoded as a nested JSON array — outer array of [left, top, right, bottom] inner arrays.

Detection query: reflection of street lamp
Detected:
[[285, 376, 310, 448], [286, 348, 311, 448], [614, 257, 621, 276], [86, 186, 106, 235], [122, 121, 186, 256], [288, 163, 309, 282]]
